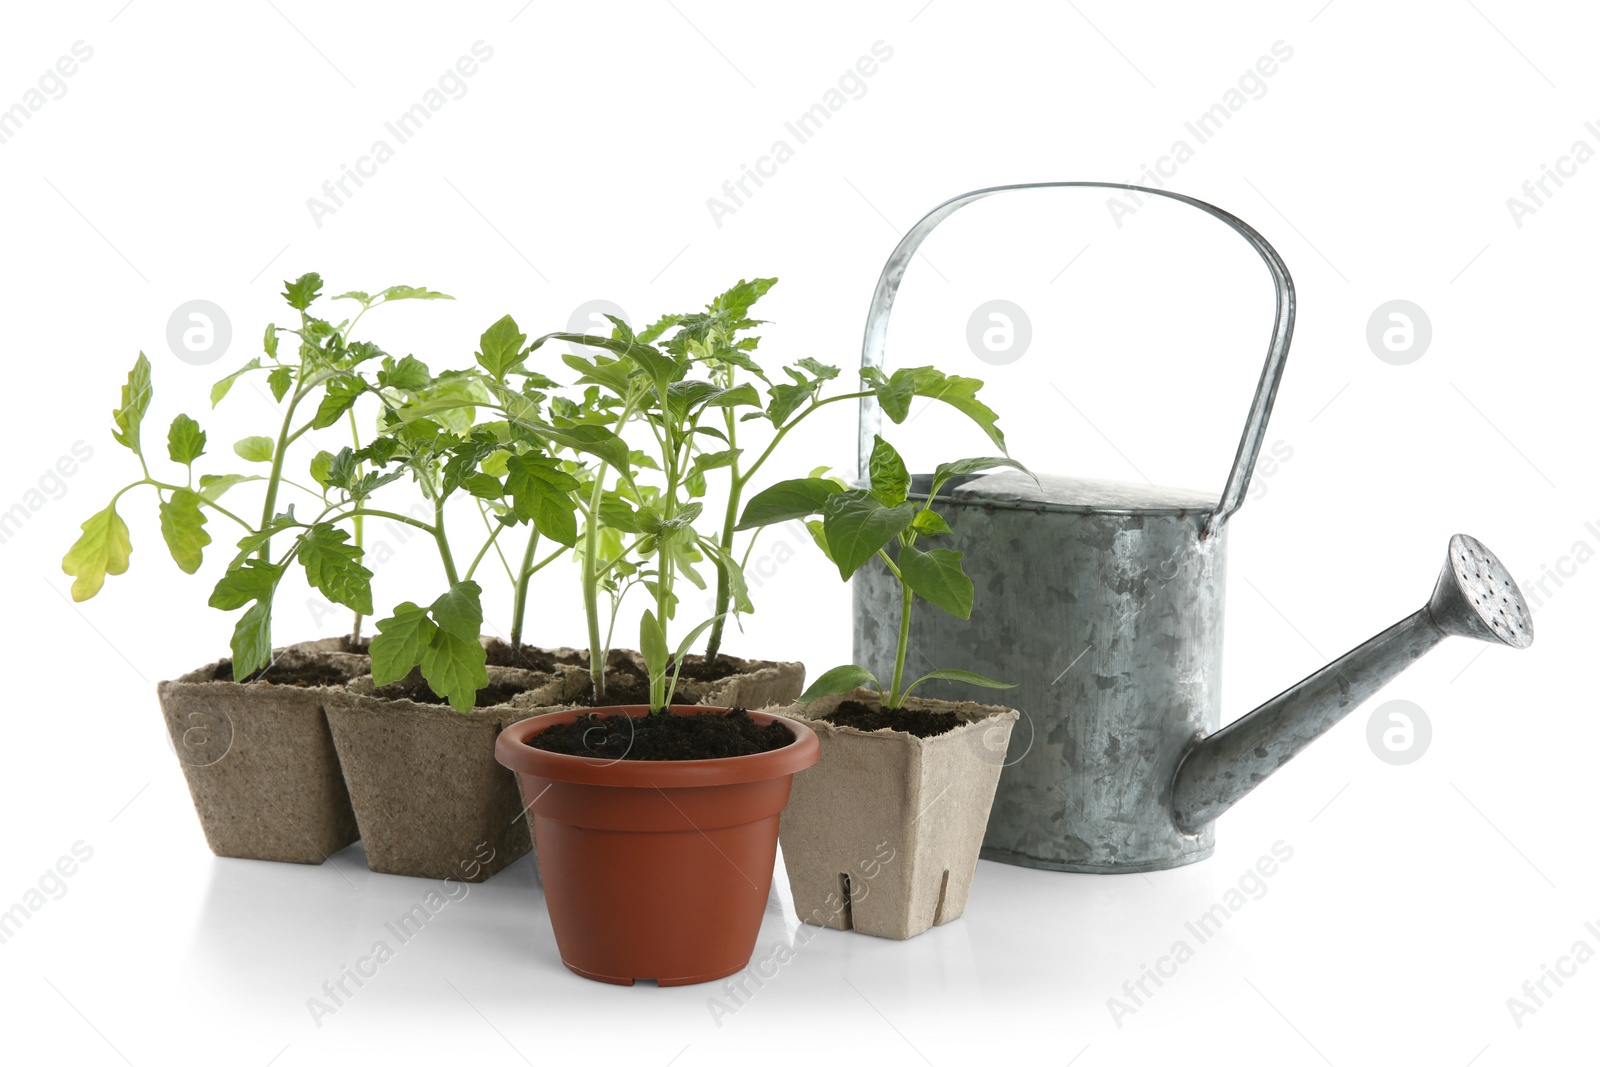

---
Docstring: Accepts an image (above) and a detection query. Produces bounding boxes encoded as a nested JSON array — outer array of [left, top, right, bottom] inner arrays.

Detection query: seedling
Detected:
[[741, 434, 1027, 709], [64, 273, 453, 682]]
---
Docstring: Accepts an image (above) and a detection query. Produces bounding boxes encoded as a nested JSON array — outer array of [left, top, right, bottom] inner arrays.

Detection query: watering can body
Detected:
[[854, 472, 1229, 872], [851, 183, 1533, 873]]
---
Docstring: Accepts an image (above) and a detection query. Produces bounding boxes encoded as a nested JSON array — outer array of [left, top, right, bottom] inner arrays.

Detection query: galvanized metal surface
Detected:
[[851, 185, 1535, 872], [856, 181, 1295, 538], [855, 476, 1229, 872]]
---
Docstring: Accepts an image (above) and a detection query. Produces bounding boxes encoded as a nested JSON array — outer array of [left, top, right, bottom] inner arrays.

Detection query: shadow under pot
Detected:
[[776, 690, 1019, 939], [482, 640, 807, 710], [156, 640, 371, 865], [495, 705, 819, 986], [324, 666, 566, 882]]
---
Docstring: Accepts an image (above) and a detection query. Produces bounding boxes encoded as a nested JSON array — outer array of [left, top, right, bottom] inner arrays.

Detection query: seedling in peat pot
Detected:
[[740, 434, 1031, 709]]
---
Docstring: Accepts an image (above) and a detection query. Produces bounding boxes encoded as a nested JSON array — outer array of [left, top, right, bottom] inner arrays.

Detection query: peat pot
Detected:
[[777, 691, 1017, 939]]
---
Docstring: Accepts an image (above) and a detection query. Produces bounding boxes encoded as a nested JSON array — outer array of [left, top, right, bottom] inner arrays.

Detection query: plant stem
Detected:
[[703, 408, 740, 664], [510, 527, 540, 650], [582, 476, 607, 699], [434, 500, 459, 585], [256, 387, 304, 560], [887, 580, 913, 710], [463, 515, 511, 581], [347, 407, 364, 643]]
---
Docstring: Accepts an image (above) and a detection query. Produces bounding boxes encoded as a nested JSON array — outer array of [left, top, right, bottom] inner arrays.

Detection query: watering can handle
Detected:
[[857, 182, 1295, 537]]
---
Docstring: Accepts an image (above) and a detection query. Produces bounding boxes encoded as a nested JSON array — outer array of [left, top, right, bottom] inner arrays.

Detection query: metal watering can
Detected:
[[852, 182, 1534, 873]]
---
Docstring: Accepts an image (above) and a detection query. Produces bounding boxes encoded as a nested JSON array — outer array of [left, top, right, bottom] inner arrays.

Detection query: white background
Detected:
[[1, 1, 1595, 1063]]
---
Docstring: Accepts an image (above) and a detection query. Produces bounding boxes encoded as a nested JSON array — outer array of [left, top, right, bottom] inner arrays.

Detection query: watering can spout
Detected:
[[1170, 534, 1532, 833]]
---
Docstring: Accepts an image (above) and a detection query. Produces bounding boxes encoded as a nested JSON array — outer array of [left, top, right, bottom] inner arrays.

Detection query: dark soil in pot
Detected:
[[524, 708, 795, 759], [482, 640, 584, 673], [214, 658, 356, 688], [369, 667, 538, 709], [821, 700, 963, 738]]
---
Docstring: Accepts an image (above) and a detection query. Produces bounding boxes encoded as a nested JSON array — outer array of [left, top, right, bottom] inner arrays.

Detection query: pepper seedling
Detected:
[[739, 434, 1028, 709]]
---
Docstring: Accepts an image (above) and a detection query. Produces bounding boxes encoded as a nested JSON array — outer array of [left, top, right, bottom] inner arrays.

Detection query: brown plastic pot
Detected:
[[495, 705, 819, 986]]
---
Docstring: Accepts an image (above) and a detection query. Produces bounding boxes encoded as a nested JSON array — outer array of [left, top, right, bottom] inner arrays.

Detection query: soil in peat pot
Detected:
[[482, 640, 579, 673], [214, 658, 354, 688], [372, 669, 534, 708], [494, 646, 749, 708], [525, 708, 794, 761], [821, 700, 963, 739]]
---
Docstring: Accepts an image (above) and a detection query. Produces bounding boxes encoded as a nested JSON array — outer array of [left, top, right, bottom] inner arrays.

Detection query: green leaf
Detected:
[[420, 629, 489, 713], [379, 284, 453, 302], [263, 323, 279, 359], [369, 602, 436, 685], [868, 367, 917, 423], [504, 454, 580, 547], [333, 290, 372, 304], [230, 601, 274, 679], [208, 559, 283, 610], [703, 383, 762, 409], [561, 353, 631, 396], [229, 510, 300, 559], [639, 609, 668, 684], [792, 358, 837, 382], [929, 455, 1032, 500], [312, 375, 366, 429], [868, 435, 909, 508], [820, 490, 915, 580], [541, 331, 678, 398], [429, 581, 484, 643], [692, 449, 741, 475], [797, 664, 879, 703], [198, 473, 254, 503], [671, 613, 729, 672], [701, 539, 753, 615], [283, 272, 323, 310], [477, 314, 527, 379], [766, 379, 815, 426], [62, 504, 132, 601], [908, 367, 1007, 452], [735, 478, 840, 530], [211, 358, 262, 407], [898, 546, 973, 619], [527, 422, 631, 471], [911, 509, 953, 536], [903, 668, 1016, 698], [267, 365, 292, 402], [299, 523, 373, 615], [167, 414, 206, 465], [663, 379, 727, 421], [711, 277, 778, 321], [599, 493, 639, 532], [378, 354, 431, 390], [111, 353, 153, 455], [234, 436, 275, 463], [309, 451, 335, 489], [462, 473, 504, 499], [158, 489, 211, 574]]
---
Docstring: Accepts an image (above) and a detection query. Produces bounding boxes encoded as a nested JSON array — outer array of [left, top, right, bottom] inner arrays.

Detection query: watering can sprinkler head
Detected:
[[1427, 533, 1534, 649], [1169, 534, 1533, 834]]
